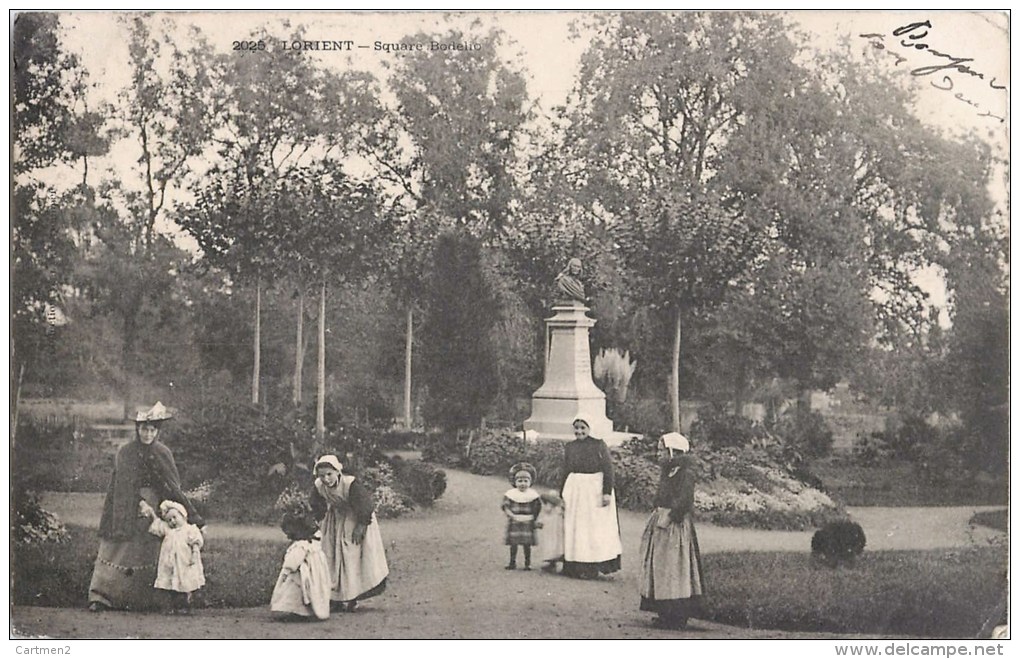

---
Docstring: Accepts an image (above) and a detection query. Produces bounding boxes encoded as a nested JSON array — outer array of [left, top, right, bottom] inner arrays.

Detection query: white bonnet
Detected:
[[661, 432, 690, 453]]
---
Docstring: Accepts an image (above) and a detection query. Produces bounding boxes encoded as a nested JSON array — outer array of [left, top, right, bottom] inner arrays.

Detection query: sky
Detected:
[[53, 10, 1008, 135], [22, 10, 1013, 315]]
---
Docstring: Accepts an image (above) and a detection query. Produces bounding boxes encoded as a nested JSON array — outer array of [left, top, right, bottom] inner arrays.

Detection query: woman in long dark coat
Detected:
[[638, 432, 705, 629], [87, 402, 204, 611]]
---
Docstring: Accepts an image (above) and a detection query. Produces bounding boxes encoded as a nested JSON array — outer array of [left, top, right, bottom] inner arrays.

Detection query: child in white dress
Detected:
[[140, 499, 205, 614], [271, 512, 331, 620]]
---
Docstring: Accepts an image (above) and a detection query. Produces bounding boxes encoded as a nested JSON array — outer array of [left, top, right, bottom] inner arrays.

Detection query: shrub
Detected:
[[420, 432, 466, 467], [13, 486, 69, 544], [773, 407, 834, 458], [913, 427, 968, 487], [691, 404, 767, 449], [378, 430, 427, 450], [172, 401, 307, 490], [610, 448, 660, 510], [527, 439, 565, 489], [373, 485, 414, 519], [883, 414, 933, 460], [464, 429, 527, 476], [391, 458, 447, 505], [854, 433, 891, 466], [14, 421, 114, 493], [811, 520, 867, 567]]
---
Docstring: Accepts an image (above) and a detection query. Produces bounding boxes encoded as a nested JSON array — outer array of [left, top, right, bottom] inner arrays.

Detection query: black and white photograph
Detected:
[[9, 8, 1010, 648]]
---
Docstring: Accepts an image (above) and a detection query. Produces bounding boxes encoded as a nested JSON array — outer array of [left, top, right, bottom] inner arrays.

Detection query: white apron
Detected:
[[316, 475, 389, 602], [562, 472, 622, 563]]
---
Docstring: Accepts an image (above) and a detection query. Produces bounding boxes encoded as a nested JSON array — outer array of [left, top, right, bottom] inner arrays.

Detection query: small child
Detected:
[[502, 462, 542, 570], [270, 511, 331, 621], [140, 499, 205, 614], [537, 491, 565, 572]]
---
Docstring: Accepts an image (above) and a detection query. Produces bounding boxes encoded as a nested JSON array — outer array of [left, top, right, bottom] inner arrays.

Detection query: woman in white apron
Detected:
[[558, 416, 622, 578], [310, 455, 389, 611]]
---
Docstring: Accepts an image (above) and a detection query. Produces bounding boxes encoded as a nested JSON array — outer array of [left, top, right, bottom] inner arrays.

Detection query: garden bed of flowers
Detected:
[[421, 429, 846, 531]]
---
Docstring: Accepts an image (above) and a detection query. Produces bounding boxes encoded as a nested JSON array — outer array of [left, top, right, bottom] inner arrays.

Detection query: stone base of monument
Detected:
[[522, 303, 639, 447]]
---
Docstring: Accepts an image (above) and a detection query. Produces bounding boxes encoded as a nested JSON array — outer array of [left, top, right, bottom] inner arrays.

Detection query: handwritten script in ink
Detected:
[[860, 20, 1007, 124]]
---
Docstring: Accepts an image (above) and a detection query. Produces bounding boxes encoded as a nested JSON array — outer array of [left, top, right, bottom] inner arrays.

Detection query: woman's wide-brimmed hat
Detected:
[[314, 454, 343, 473], [508, 461, 537, 484], [136, 401, 173, 423], [159, 500, 188, 520]]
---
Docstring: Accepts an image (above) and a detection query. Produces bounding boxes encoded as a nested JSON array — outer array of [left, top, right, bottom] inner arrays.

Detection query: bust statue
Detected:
[[554, 257, 587, 304]]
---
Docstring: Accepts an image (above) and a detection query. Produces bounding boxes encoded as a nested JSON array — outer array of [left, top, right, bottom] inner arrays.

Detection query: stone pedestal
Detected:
[[524, 303, 615, 442]]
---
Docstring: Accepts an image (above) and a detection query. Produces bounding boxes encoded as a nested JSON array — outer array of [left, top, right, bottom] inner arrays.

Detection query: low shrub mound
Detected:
[[811, 520, 867, 567]]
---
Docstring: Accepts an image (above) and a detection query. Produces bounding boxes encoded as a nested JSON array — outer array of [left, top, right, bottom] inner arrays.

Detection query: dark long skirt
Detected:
[[638, 508, 704, 623], [88, 533, 165, 610]]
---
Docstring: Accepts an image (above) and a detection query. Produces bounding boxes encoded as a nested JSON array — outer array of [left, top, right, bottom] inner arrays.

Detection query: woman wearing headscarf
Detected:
[[310, 454, 389, 611], [87, 402, 204, 611], [639, 432, 705, 630], [557, 415, 622, 579]]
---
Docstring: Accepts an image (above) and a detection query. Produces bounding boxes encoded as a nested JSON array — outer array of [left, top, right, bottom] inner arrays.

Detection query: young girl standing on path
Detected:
[[310, 455, 389, 612], [270, 511, 331, 620], [502, 462, 542, 570], [139, 499, 205, 614]]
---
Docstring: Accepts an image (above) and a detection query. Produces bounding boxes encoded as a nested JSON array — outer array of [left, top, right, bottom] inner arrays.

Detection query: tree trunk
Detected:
[[252, 279, 261, 406], [403, 304, 413, 429], [12, 362, 25, 444], [293, 286, 304, 407], [734, 358, 747, 419], [316, 279, 326, 442], [121, 307, 139, 420], [669, 305, 683, 433]]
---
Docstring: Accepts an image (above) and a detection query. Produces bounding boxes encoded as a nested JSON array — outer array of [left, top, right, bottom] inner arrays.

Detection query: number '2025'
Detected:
[[233, 40, 266, 51]]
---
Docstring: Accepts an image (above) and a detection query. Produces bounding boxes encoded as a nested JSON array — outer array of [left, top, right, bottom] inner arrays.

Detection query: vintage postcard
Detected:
[[9, 9, 1010, 652]]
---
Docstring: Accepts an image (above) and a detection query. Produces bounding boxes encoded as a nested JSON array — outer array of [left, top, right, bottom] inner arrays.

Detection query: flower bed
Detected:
[[422, 429, 845, 531]]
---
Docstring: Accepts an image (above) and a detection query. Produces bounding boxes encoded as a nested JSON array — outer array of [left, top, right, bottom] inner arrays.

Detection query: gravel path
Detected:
[[15, 469, 1006, 639], [38, 470, 1006, 551]]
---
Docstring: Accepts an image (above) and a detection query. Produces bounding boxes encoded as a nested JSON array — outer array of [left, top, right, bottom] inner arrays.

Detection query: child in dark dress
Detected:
[[502, 462, 542, 570]]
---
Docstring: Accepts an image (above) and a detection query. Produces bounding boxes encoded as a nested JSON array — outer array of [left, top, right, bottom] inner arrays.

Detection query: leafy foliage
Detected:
[[811, 521, 867, 567], [421, 232, 501, 430], [772, 407, 834, 458], [13, 486, 70, 545]]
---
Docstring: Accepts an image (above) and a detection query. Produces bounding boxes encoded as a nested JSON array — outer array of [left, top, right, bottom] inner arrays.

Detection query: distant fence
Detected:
[[822, 411, 891, 452], [17, 399, 125, 425]]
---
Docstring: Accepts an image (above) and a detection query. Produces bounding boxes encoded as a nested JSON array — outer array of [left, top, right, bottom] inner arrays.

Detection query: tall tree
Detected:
[[421, 231, 500, 431], [380, 27, 531, 428], [101, 14, 214, 417], [12, 13, 112, 432], [269, 165, 390, 441], [185, 32, 391, 406], [559, 12, 801, 431]]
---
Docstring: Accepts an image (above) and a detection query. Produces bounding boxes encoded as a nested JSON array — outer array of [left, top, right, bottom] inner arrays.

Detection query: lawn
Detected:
[[13, 525, 1007, 638], [810, 458, 1007, 507], [702, 548, 1007, 637]]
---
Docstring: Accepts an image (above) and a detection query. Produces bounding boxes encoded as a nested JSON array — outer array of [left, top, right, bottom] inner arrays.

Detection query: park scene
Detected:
[[10, 10, 1009, 640]]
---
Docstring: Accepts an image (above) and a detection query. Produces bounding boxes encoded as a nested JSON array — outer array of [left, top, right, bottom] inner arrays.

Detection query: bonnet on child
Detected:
[[508, 461, 537, 485], [159, 500, 188, 520]]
